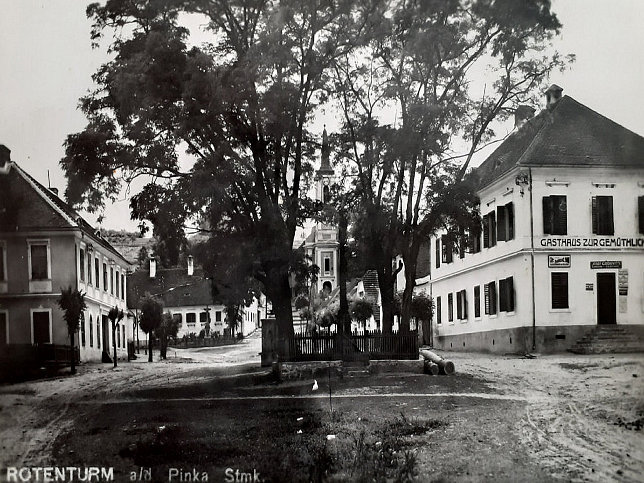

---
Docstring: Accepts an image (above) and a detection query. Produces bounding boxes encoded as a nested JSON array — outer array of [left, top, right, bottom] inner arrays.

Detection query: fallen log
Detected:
[[420, 350, 455, 375], [423, 360, 440, 375]]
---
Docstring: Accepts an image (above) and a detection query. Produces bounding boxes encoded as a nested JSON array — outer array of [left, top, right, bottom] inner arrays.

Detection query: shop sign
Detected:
[[590, 261, 622, 269], [539, 237, 644, 249], [585, 283, 593, 291], [548, 255, 570, 268], [618, 269, 628, 296]]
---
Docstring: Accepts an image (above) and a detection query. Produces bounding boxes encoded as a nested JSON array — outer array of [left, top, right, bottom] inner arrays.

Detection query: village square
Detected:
[[1, 0, 643, 481]]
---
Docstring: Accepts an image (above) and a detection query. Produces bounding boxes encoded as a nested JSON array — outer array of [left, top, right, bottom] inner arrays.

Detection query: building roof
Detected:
[[0, 160, 130, 265], [127, 266, 217, 310], [362, 269, 380, 324], [476, 95, 644, 188]]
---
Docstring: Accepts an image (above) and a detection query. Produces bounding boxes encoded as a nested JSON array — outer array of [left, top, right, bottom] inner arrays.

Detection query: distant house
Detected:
[[0, 145, 132, 369], [127, 257, 262, 339]]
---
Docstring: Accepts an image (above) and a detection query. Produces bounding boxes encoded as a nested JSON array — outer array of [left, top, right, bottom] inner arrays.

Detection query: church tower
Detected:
[[305, 127, 339, 296]]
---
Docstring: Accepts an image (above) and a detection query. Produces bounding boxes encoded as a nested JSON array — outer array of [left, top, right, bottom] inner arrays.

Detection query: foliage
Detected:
[[410, 294, 433, 322], [350, 299, 373, 326], [107, 306, 125, 367], [158, 312, 181, 358], [294, 294, 309, 311], [139, 294, 163, 335], [57, 286, 87, 374]]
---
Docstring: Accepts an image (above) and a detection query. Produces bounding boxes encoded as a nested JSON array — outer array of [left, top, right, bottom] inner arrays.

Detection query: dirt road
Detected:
[[0, 340, 642, 482]]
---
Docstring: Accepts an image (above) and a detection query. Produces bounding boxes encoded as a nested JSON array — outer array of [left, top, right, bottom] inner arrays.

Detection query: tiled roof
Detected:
[[0, 162, 129, 264], [361, 269, 380, 324], [127, 266, 217, 309], [476, 96, 644, 188]]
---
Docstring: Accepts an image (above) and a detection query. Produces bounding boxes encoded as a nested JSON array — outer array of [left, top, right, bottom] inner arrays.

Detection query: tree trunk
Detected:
[[70, 333, 76, 375], [112, 324, 117, 368], [400, 239, 421, 333], [378, 264, 395, 334], [148, 334, 153, 362]]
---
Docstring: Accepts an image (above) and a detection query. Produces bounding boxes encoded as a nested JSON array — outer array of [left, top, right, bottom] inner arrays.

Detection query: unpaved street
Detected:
[[0, 336, 642, 482]]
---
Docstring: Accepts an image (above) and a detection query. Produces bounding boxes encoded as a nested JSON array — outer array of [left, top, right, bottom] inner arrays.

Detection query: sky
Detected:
[[1, 0, 643, 232]]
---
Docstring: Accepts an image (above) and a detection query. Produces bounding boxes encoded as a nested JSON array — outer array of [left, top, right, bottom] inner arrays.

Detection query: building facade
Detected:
[[0, 147, 131, 365], [430, 87, 644, 353]]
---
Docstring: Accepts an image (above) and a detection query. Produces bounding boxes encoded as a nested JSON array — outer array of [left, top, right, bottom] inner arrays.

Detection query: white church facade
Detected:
[[430, 86, 644, 353]]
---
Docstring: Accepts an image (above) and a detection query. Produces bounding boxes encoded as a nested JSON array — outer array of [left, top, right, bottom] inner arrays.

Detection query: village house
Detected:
[[0, 145, 132, 372], [429, 86, 644, 353], [127, 257, 262, 340]]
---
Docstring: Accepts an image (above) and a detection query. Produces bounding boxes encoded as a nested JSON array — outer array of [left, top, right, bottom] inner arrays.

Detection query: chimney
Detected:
[[149, 258, 156, 278], [545, 84, 563, 108], [187, 255, 194, 276], [0, 145, 12, 174], [514, 105, 536, 129]]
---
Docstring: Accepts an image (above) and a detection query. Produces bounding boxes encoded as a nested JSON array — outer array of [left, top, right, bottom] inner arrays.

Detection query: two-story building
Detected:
[[430, 86, 644, 353], [0, 146, 131, 369]]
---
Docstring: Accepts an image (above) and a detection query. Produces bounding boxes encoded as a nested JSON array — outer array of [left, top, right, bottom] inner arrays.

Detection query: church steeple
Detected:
[[316, 126, 334, 178]]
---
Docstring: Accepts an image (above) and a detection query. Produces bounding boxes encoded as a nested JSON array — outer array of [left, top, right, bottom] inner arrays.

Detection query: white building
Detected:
[[430, 86, 644, 353]]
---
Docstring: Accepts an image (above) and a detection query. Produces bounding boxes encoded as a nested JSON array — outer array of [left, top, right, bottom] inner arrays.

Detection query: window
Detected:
[[186, 313, 196, 325], [121, 273, 125, 299], [474, 286, 481, 318], [436, 297, 442, 324], [456, 290, 468, 320], [110, 267, 114, 295], [322, 251, 334, 275], [483, 212, 497, 248], [484, 281, 497, 315], [117, 325, 120, 348], [81, 313, 86, 347], [79, 248, 85, 282], [215, 311, 222, 322], [441, 235, 453, 264], [32, 310, 51, 344], [591, 196, 614, 235], [89, 315, 93, 347], [0, 311, 8, 345], [103, 263, 108, 291], [497, 203, 514, 241], [122, 327, 126, 348], [200, 312, 208, 323], [499, 276, 515, 312], [543, 195, 567, 235], [0, 243, 5, 282], [639, 196, 644, 234], [96, 318, 101, 348], [551, 272, 569, 309], [435, 238, 441, 268], [173, 313, 183, 325], [30, 243, 49, 280], [115, 270, 119, 298], [95, 258, 100, 288], [448, 293, 454, 322], [87, 253, 92, 285]]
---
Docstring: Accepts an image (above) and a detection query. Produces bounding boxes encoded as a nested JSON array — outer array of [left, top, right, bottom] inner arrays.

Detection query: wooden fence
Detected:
[[287, 330, 418, 362]]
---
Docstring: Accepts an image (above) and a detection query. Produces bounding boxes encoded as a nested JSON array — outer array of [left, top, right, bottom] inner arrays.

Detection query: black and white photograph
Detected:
[[1, 0, 643, 481]]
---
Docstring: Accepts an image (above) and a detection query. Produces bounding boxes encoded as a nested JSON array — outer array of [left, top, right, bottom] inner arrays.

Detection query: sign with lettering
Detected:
[[618, 269, 628, 295], [585, 283, 593, 291], [539, 237, 644, 249], [590, 261, 622, 269], [548, 255, 571, 268]]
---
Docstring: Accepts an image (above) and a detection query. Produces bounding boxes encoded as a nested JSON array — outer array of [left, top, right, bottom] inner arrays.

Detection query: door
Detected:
[[0, 312, 7, 345], [102, 315, 110, 353], [597, 273, 616, 325]]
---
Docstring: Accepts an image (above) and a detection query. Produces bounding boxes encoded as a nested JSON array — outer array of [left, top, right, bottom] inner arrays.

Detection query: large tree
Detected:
[[107, 306, 125, 368], [61, 0, 383, 349], [139, 294, 163, 362], [333, 0, 571, 332]]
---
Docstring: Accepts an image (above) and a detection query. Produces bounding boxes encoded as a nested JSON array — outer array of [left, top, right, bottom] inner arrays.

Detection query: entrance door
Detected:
[[597, 273, 616, 325], [102, 315, 110, 354]]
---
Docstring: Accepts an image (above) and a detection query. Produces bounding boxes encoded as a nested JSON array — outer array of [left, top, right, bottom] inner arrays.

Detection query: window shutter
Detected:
[[436, 297, 442, 324], [507, 203, 514, 240], [489, 282, 497, 314], [591, 196, 598, 234], [448, 293, 453, 321], [459, 228, 465, 259], [497, 205, 506, 242], [639, 196, 644, 234], [603, 196, 614, 235], [484, 283, 490, 315], [507, 277, 515, 312], [474, 286, 481, 318], [490, 213, 497, 246], [543, 196, 552, 234], [483, 215, 489, 248], [499, 278, 507, 312], [456, 292, 462, 319], [462, 290, 468, 319], [435, 238, 441, 268], [551, 272, 569, 309], [554, 196, 567, 235]]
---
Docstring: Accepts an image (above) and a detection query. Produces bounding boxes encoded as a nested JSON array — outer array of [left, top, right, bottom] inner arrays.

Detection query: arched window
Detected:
[[89, 315, 93, 347], [80, 312, 86, 347]]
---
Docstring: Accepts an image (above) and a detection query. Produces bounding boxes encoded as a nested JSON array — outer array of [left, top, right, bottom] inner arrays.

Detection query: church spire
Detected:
[[316, 125, 334, 177]]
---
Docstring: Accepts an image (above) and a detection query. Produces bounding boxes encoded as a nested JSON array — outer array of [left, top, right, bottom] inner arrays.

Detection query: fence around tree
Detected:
[[287, 330, 418, 361]]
